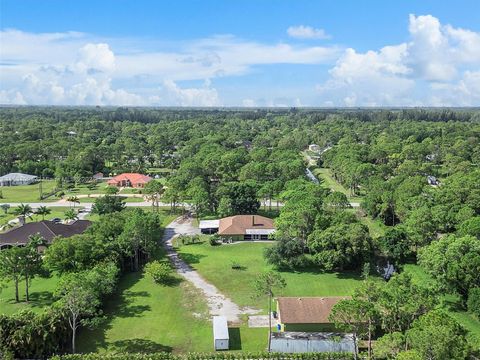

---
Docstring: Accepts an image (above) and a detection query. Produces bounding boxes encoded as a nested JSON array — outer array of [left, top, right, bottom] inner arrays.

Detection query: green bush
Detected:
[[145, 261, 173, 284], [51, 352, 354, 360], [468, 287, 480, 317]]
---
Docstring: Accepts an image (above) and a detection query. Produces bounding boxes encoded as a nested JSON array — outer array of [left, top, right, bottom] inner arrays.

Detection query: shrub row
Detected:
[[51, 352, 354, 360]]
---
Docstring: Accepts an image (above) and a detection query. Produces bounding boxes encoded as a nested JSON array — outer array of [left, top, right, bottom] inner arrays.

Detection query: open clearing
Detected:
[[177, 241, 364, 312]]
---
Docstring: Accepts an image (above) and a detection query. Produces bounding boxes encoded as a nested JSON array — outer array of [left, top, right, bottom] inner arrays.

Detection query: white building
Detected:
[[0, 173, 38, 186], [213, 316, 229, 351]]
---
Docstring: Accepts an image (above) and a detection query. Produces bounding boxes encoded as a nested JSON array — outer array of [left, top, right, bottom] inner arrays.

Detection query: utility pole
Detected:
[[39, 179, 43, 200]]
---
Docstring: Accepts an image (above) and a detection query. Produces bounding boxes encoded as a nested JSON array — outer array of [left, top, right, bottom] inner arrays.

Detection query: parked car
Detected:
[[51, 218, 62, 223]]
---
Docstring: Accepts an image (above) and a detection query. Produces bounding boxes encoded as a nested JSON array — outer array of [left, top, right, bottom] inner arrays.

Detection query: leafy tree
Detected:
[[35, 205, 51, 220], [275, 179, 328, 243], [118, 208, 161, 271], [419, 234, 480, 302], [264, 237, 306, 269], [143, 180, 164, 212], [0, 204, 10, 214], [405, 206, 437, 249], [324, 191, 350, 212], [44, 234, 106, 273], [380, 225, 412, 266], [329, 299, 372, 360], [253, 272, 286, 352], [406, 310, 469, 360], [104, 186, 119, 195], [457, 216, 480, 239], [216, 181, 260, 215], [92, 195, 126, 215], [377, 272, 438, 333], [467, 287, 480, 317], [19, 235, 44, 301], [308, 223, 373, 271], [55, 262, 118, 353], [374, 332, 406, 359], [0, 246, 23, 302]]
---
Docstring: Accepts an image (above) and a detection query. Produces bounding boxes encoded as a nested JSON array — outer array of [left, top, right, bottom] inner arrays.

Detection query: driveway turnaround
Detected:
[[162, 216, 259, 323]]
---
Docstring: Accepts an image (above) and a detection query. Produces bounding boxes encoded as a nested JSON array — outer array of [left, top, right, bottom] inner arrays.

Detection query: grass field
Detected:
[[312, 168, 364, 202], [177, 241, 364, 312], [76, 266, 269, 354], [0, 180, 57, 202], [404, 264, 480, 350], [0, 273, 59, 315]]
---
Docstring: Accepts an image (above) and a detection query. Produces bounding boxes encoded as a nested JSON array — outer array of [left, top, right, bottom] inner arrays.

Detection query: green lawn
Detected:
[[0, 273, 59, 315], [312, 168, 363, 202], [404, 264, 480, 350], [177, 241, 364, 312], [77, 250, 269, 353], [0, 180, 57, 202]]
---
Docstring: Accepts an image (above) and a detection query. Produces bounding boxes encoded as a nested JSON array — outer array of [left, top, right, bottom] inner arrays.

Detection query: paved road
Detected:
[[162, 216, 259, 322]]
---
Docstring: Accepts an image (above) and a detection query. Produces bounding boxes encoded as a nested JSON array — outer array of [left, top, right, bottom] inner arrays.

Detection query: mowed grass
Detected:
[[0, 273, 59, 315], [312, 168, 363, 202], [177, 241, 364, 312], [0, 180, 57, 202], [76, 268, 214, 354], [404, 264, 480, 350]]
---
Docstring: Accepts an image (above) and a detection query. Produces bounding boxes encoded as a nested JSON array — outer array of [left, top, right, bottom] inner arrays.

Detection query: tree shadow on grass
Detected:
[[177, 252, 207, 265], [228, 328, 242, 350], [111, 338, 173, 353]]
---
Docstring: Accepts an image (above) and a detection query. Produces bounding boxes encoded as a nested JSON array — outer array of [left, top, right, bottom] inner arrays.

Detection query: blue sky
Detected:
[[1, 0, 479, 106]]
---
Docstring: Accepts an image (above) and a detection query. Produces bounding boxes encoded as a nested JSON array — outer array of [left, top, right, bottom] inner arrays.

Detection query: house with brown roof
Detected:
[[0, 220, 92, 251], [107, 173, 152, 188], [276, 297, 348, 332], [199, 215, 275, 241]]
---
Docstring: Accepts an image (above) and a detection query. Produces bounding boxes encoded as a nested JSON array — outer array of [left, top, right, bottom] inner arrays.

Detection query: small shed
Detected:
[[213, 316, 229, 351], [270, 331, 355, 353]]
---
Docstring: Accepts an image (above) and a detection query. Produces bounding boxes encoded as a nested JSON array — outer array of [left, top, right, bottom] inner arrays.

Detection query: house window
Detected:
[[252, 234, 260, 241]]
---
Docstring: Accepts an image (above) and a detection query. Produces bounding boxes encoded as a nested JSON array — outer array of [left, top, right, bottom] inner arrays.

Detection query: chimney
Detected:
[[252, 215, 255, 226]]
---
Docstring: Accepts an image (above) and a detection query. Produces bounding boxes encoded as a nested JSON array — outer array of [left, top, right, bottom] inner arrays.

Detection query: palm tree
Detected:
[[67, 196, 80, 209], [64, 209, 78, 222], [13, 204, 33, 223], [35, 206, 51, 221]]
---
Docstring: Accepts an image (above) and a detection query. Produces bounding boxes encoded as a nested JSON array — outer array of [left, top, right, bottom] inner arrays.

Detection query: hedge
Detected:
[[51, 352, 354, 360]]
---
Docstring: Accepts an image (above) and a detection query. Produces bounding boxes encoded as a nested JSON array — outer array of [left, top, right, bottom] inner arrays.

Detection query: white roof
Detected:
[[213, 316, 229, 340], [0, 173, 38, 181], [245, 228, 276, 235], [199, 220, 220, 229]]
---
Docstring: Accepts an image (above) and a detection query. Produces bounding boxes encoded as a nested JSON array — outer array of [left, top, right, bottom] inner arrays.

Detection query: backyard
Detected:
[[176, 241, 365, 311]]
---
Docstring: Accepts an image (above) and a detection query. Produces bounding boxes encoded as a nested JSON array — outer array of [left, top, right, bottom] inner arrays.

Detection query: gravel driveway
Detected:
[[162, 216, 259, 323]]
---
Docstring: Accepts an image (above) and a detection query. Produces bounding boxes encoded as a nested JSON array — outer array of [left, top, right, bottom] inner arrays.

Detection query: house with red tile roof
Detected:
[[107, 173, 152, 188]]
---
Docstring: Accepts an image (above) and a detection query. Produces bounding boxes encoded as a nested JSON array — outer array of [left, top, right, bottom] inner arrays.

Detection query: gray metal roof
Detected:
[[212, 316, 229, 340], [199, 219, 220, 229], [0, 173, 38, 181]]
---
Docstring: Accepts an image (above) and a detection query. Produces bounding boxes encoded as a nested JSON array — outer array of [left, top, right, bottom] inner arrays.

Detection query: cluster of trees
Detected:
[[0, 207, 164, 358], [266, 179, 372, 271], [330, 273, 472, 359]]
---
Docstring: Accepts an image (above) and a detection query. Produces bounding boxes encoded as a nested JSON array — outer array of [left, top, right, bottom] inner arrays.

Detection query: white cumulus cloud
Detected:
[[287, 25, 331, 40], [317, 14, 480, 106]]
